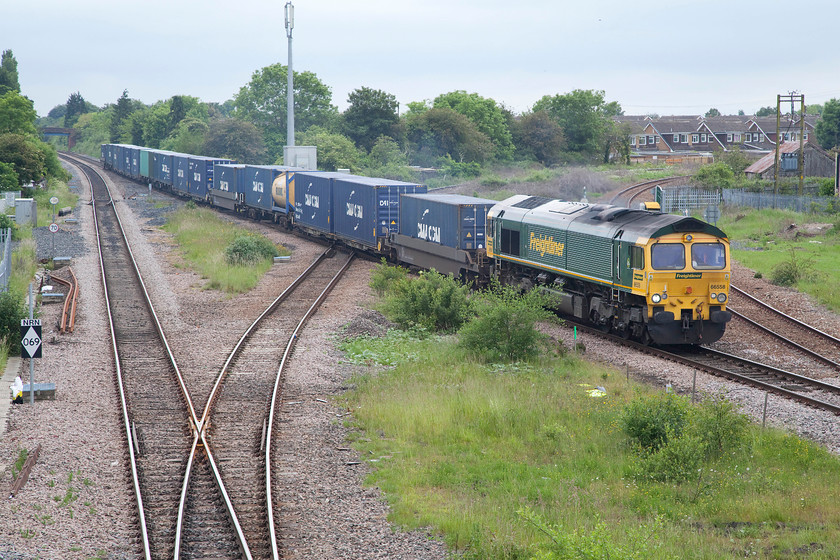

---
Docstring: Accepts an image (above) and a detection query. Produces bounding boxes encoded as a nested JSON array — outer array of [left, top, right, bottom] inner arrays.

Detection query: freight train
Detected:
[[101, 143, 731, 345]]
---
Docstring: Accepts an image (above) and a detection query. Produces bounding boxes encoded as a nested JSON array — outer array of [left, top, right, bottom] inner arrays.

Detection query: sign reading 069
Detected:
[[20, 318, 42, 359]]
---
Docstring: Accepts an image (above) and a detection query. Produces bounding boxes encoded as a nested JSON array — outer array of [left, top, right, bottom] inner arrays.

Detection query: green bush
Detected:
[[0, 214, 18, 240], [0, 290, 28, 355], [223, 235, 278, 266], [639, 429, 707, 482], [690, 394, 749, 459], [368, 259, 409, 296], [381, 268, 471, 333], [770, 247, 813, 286], [457, 280, 554, 363], [694, 162, 734, 189], [520, 507, 669, 560], [621, 393, 689, 452]]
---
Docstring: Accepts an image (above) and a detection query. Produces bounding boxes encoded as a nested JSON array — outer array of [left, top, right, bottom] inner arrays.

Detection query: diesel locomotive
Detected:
[[100, 143, 731, 345]]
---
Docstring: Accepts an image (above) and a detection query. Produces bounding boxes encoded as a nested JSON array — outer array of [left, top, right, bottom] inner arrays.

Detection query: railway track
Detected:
[[63, 153, 355, 559], [68, 154, 197, 559], [728, 284, 840, 369], [178, 247, 354, 559], [569, 320, 840, 415], [608, 175, 690, 208]]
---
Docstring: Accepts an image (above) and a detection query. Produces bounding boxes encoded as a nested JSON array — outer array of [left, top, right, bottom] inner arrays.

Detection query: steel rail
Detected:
[[728, 307, 840, 371], [567, 319, 840, 416], [730, 284, 840, 345], [173, 246, 336, 559], [75, 157, 152, 560], [266, 251, 356, 560], [608, 175, 690, 207], [68, 154, 205, 559]]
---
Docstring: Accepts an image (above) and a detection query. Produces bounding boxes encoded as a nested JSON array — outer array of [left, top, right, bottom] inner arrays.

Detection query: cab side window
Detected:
[[630, 246, 644, 269]]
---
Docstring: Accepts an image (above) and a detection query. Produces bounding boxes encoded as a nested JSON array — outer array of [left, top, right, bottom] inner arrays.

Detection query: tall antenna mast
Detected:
[[285, 2, 295, 147]]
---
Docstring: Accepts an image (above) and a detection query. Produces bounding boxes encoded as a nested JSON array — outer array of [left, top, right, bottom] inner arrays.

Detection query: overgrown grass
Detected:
[[718, 207, 840, 310], [339, 331, 840, 559], [162, 207, 288, 293], [32, 178, 79, 226]]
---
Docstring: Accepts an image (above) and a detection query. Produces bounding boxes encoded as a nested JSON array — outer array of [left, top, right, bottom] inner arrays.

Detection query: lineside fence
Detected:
[[656, 185, 837, 214], [0, 227, 12, 292], [722, 189, 836, 213]]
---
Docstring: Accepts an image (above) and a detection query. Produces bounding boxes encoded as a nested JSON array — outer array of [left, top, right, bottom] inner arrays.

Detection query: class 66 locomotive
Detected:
[[486, 195, 731, 345]]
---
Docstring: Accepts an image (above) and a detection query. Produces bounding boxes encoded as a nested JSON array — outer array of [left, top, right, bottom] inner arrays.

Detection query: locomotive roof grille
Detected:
[[512, 196, 553, 209]]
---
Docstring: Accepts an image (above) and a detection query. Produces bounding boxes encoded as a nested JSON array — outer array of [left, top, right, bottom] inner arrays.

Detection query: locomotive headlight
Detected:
[[710, 292, 717, 301], [651, 293, 662, 303], [717, 293, 727, 303]]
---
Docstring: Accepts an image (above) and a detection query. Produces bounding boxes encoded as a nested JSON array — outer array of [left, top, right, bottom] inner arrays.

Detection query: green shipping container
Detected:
[[140, 149, 150, 180]]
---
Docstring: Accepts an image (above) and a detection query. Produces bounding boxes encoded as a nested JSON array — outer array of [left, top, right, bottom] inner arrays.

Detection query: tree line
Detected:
[[36, 62, 636, 180], [0, 50, 69, 190]]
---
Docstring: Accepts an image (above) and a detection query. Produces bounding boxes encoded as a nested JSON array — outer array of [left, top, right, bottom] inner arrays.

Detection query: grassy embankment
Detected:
[[717, 207, 840, 312], [340, 330, 840, 559], [161, 204, 288, 294], [338, 204, 840, 559]]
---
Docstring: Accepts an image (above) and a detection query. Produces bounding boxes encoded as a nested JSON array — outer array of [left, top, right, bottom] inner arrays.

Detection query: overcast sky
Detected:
[[5, 0, 840, 118]]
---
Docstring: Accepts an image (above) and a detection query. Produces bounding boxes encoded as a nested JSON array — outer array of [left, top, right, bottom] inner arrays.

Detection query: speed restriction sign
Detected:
[[49, 223, 59, 233]]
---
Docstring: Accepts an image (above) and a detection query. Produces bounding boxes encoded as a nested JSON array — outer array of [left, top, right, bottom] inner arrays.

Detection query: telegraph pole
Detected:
[[774, 93, 806, 196], [285, 2, 295, 147]]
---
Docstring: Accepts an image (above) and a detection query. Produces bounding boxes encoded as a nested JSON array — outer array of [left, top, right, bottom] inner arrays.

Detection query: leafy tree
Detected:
[[737, 109, 745, 116], [755, 106, 777, 117], [603, 120, 634, 165], [204, 119, 266, 163], [72, 110, 112, 155], [297, 126, 362, 171], [715, 146, 751, 175], [0, 161, 18, 190], [64, 91, 88, 128], [234, 63, 338, 161], [161, 117, 208, 154], [533, 89, 622, 157], [433, 91, 514, 160], [815, 98, 840, 150], [0, 92, 37, 135], [362, 136, 416, 181], [139, 102, 171, 148], [693, 162, 734, 189], [0, 291, 27, 353], [110, 89, 134, 142], [405, 107, 493, 166], [511, 110, 564, 165], [705, 107, 721, 118], [0, 50, 20, 95], [167, 95, 201, 137], [342, 87, 400, 152], [808, 103, 823, 116], [0, 133, 46, 184], [47, 104, 67, 120]]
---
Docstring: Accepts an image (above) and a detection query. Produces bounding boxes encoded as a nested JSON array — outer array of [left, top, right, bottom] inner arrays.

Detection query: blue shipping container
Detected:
[[332, 177, 426, 248], [188, 157, 233, 200], [243, 165, 300, 213], [292, 171, 353, 234], [212, 164, 246, 201], [173, 154, 190, 194], [151, 150, 174, 187], [128, 146, 140, 180], [399, 193, 495, 250]]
